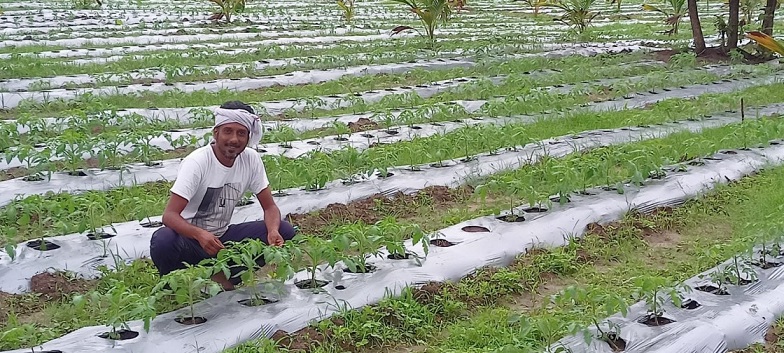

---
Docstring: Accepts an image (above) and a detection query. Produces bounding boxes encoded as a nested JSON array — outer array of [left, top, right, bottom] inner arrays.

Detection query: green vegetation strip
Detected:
[[2, 36, 542, 80], [3, 106, 783, 352], [4, 52, 653, 118], [2, 81, 784, 246]]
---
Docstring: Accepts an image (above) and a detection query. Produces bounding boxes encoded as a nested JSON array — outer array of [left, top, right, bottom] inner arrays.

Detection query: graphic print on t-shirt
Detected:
[[191, 182, 242, 234]]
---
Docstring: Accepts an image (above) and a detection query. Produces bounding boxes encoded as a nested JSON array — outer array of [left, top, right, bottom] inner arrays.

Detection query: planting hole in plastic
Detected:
[[360, 133, 374, 138], [344, 264, 377, 273], [695, 285, 730, 295], [86, 232, 116, 241], [333, 137, 348, 142], [67, 170, 88, 177], [461, 226, 490, 232], [98, 329, 139, 340], [388, 253, 411, 260], [430, 239, 455, 247], [377, 172, 394, 178], [681, 298, 701, 309], [175, 316, 207, 325], [335, 285, 347, 290], [753, 260, 783, 269], [140, 220, 163, 228], [411, 126, 423, 130], [523, 207, 548, 213], [294, 279, 329, 289], [496, 214, 525, 222], [385, 130, 400, 135], [26, 239, 61, 251], [307, 141, 321, 145], [238, 297, 277, 307], [603, 333, 626, 352], [638, 314, 676, 326], [722, 150, 738, 155]]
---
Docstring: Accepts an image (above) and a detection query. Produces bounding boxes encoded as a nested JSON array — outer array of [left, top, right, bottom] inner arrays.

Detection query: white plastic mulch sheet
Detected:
[[551, 243, 784, 352], [0, 103, 779, 295], [3, 136, 784, 353]]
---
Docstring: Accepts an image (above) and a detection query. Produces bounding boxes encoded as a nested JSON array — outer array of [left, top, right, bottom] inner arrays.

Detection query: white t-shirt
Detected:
[[170, 145, 270, 237]]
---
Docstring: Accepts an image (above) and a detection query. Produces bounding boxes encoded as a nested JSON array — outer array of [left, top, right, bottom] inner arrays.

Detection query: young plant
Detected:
[[291, 235, 343, 291], [211, 239, 272, 306], [337, 0, 356, 23], [376, 218, 429, 262], [207, 0, 246, 22], [642, 0, 686, 35], [554, 285, 629, 351], [631, 275, 688, 325], [73, 280, 157, 340], [152, 263, 223, 325], [390, 0, 453, 48], [544, 0, 600, 34], [335, 223, 386, 273], [332, 119, 352, 141]]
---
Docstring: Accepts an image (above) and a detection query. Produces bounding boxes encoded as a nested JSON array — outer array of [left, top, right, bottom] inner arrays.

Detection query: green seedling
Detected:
[[73, 280, 156, 340], [152, 264, 223, 325]]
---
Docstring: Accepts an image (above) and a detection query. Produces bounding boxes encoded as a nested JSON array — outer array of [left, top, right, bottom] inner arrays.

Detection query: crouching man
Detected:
[[149, 101, 296, 290]]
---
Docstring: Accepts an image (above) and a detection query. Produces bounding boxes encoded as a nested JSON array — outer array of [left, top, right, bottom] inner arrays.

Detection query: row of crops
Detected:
[[4, 0, 784, 351]]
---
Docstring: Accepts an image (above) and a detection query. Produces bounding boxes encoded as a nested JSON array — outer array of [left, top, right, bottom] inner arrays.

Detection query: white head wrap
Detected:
[[212, 107, 263, 147]]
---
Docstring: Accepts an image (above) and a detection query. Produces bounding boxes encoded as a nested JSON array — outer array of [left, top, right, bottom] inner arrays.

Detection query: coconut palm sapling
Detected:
[[390, 0, 453, 48]]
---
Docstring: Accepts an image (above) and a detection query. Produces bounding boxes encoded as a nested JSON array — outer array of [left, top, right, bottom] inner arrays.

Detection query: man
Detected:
[[149, 100, 296, 290]]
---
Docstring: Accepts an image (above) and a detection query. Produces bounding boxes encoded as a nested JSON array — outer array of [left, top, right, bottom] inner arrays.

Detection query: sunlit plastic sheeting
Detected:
[[0, 58, 473, 109], [551, 245, 784, 351], [6, 142, 784, 353], [2, 51, 451, 92], [0, 25, 380, 49]]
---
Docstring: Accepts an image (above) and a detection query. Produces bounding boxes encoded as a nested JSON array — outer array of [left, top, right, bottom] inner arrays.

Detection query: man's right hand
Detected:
[[196, 229, 224, 256]]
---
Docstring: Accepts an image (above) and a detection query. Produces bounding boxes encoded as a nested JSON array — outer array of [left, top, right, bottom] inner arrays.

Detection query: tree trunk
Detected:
[[688, 0, 707, 54], [761, 0, 777, 36], [727, 0, 740, 50]]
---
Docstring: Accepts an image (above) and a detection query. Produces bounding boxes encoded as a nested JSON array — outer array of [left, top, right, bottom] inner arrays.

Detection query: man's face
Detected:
[[213, 122, 249, 160]]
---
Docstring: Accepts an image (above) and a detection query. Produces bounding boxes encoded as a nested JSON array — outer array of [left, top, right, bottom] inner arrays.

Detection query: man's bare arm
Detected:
[[256, 187, 283, 244], [161, 193, 224, 255]]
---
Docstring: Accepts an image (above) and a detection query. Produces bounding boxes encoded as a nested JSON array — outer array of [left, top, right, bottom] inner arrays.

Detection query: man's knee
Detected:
[[149, 227, 180, 274], [279, 220, 297, 240]]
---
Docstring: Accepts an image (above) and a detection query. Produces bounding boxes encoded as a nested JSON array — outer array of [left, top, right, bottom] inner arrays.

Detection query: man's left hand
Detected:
[[267, 230, 284, 247]]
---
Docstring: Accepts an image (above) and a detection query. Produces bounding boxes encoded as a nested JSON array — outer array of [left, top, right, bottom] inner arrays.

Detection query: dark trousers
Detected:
[[149, 220, 297, 285]]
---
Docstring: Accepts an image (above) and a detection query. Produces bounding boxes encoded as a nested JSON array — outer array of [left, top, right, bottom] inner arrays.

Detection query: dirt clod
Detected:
[[29, 272, 94, 300], [347, 118, 379, 133]]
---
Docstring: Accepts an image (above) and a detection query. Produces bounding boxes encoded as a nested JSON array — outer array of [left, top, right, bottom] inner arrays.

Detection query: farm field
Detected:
[[3, 0, 784, 351]]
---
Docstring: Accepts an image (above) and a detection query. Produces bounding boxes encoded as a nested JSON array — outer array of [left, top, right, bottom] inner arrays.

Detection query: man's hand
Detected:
[[196, 229, 224, 255], [267, 230, 284, 247]]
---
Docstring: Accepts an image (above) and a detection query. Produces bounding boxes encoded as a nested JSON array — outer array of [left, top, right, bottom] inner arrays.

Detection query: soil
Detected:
[[29, 272, 95, 301], [285, 185, 472, 235], [430, 239, 455, 247], [638, 314, 676, 326], [604, 333, 627, 352], [98, 329, 139, 340], [347, 117, 379, 133], [1, 166, 29, 181], [411, 282, 443, 304], [271, 327, 328, 352], [26, 239, 61, 251]]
